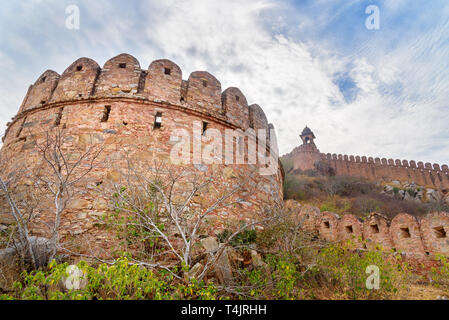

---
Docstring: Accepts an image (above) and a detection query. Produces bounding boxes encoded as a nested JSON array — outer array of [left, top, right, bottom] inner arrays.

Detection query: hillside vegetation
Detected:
[[281, 155, 449, 219]]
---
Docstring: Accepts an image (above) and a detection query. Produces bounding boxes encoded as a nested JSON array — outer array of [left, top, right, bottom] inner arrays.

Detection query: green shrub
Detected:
[[1, 258, 218, 300], [217, 229, 257, 246], [311, 243, 410, 299], [430, 254, 449, 289]]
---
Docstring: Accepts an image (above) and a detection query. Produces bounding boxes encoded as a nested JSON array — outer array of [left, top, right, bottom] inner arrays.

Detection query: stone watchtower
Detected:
[[300, 126, 316, 146], [291, 126, 322, 172]]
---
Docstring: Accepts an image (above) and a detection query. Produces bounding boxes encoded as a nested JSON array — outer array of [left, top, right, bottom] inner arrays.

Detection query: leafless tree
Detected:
[[0, 128, 103, 267], [107, 152, 281, 280], [32, 128, 103, 261], [0, 153, 39, 269]]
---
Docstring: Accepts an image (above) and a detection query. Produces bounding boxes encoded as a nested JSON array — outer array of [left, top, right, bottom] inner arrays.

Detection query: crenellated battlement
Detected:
[[285, 200, 449, 257], [317, 152, 449, 189], [7, 54, 270, 142], [320, 152, 448, 173], [290, 127, 449, 190], [0, 55, 284, 254]]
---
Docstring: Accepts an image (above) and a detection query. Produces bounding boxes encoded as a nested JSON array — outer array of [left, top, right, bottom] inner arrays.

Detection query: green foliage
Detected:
[[406, 188, 416, 197], [430, 254, 449, 289], [238, 254, 306, 300], [352, 197, 383, 215], [311, 243, 410, 299], [0, 258, 218, 300], [217, 229, 257, 246], [319, 198, 351, 214]]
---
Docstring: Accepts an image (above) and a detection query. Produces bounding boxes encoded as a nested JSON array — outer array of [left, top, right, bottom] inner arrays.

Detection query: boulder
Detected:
[[426, 189, 442, 202], [0, 237, 52, 268], [250, 250, 264, 268], [215, 249, 234, 285], [200, 237, 234, 285], [201, 237, 219, 253], [186, 262, 204, 280], [384, 185, 394, 194]]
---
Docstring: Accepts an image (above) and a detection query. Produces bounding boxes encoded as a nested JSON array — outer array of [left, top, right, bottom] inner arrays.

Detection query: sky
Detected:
[[0, 0, 448, 164]]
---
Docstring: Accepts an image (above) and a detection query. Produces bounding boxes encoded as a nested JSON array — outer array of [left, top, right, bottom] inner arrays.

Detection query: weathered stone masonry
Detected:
[[290, 127, 449, 190], [286, 200, 449, 257], [0, 54, 283, 251]]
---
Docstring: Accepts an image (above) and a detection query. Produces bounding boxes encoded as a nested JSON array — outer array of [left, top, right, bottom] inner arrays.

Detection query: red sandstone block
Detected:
[[362, 213, 394, 251], [390, 213, 426, 257], [337, 214, 363, 247], [318, 211, 340, 242], [420, 212, 449, 256]]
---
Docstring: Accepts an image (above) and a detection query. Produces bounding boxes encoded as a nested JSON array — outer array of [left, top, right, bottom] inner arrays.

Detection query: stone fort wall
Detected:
[[290, 144, 449, 190], [0, 54, 283, 252], [285, 200, 449, 257]]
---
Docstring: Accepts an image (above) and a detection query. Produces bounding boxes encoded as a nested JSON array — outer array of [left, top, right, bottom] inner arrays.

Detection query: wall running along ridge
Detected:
[[290, 138, 449, 190], [285, 200, 449, 257], [0, 54, 283, 254]]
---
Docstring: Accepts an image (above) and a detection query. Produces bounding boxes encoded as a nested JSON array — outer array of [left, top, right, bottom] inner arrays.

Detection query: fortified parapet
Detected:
[[337, 214, 363, 247], [287, 199, 449, 258], [95, 54, 142, 97], [390, 213, 426, 257], [318, 211, 340, 242], [19, 70, 60, 113], [420, 212, 449, 255], [362, 213, 394, 250], [0, 54, 283, 253], [289, 127, 449, 190], [50, 58, 100, 102]]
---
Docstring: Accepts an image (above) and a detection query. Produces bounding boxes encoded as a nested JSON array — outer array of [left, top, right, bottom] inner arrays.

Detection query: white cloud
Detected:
[[0, 0, 447, 164]]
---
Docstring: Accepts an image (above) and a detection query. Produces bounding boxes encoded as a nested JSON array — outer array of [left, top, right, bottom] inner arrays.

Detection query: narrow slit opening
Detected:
[[101, 106, 111, 122], [154, 112, 162, 129], [400, 227, 411, 238], [54, 108, 63, 126], [434, 226, 447, 239], [370, 224, 380, 234]]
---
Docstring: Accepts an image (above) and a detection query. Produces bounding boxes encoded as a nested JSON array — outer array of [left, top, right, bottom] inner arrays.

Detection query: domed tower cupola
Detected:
[[300, 126, 316, 145]]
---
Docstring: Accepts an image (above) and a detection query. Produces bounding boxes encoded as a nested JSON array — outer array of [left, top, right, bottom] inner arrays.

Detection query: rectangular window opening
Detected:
[[323, 221, 330, 229], [101, 105, 111, 122], [345, 225, 353, 234], [76, 65, 83, 71], [202, 121, 208, 135], [202, 80, 208, 87], [235, 95, 240, 101], [370, 224, 380, 234], [119, 63, 127, 68], [400, 227, 411, 238], [154, 112, 162, 129], [238, 136, 244, 154], [54, 108, 64, 126], [164, 68, 171, 75], [434, 226, 447, 239]]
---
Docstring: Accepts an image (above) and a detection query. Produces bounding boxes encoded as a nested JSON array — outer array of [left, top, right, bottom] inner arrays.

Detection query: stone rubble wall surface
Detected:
[[0, 54, 284, 254], [285, 200, 449, 258], [290, 146, 449, 190]]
